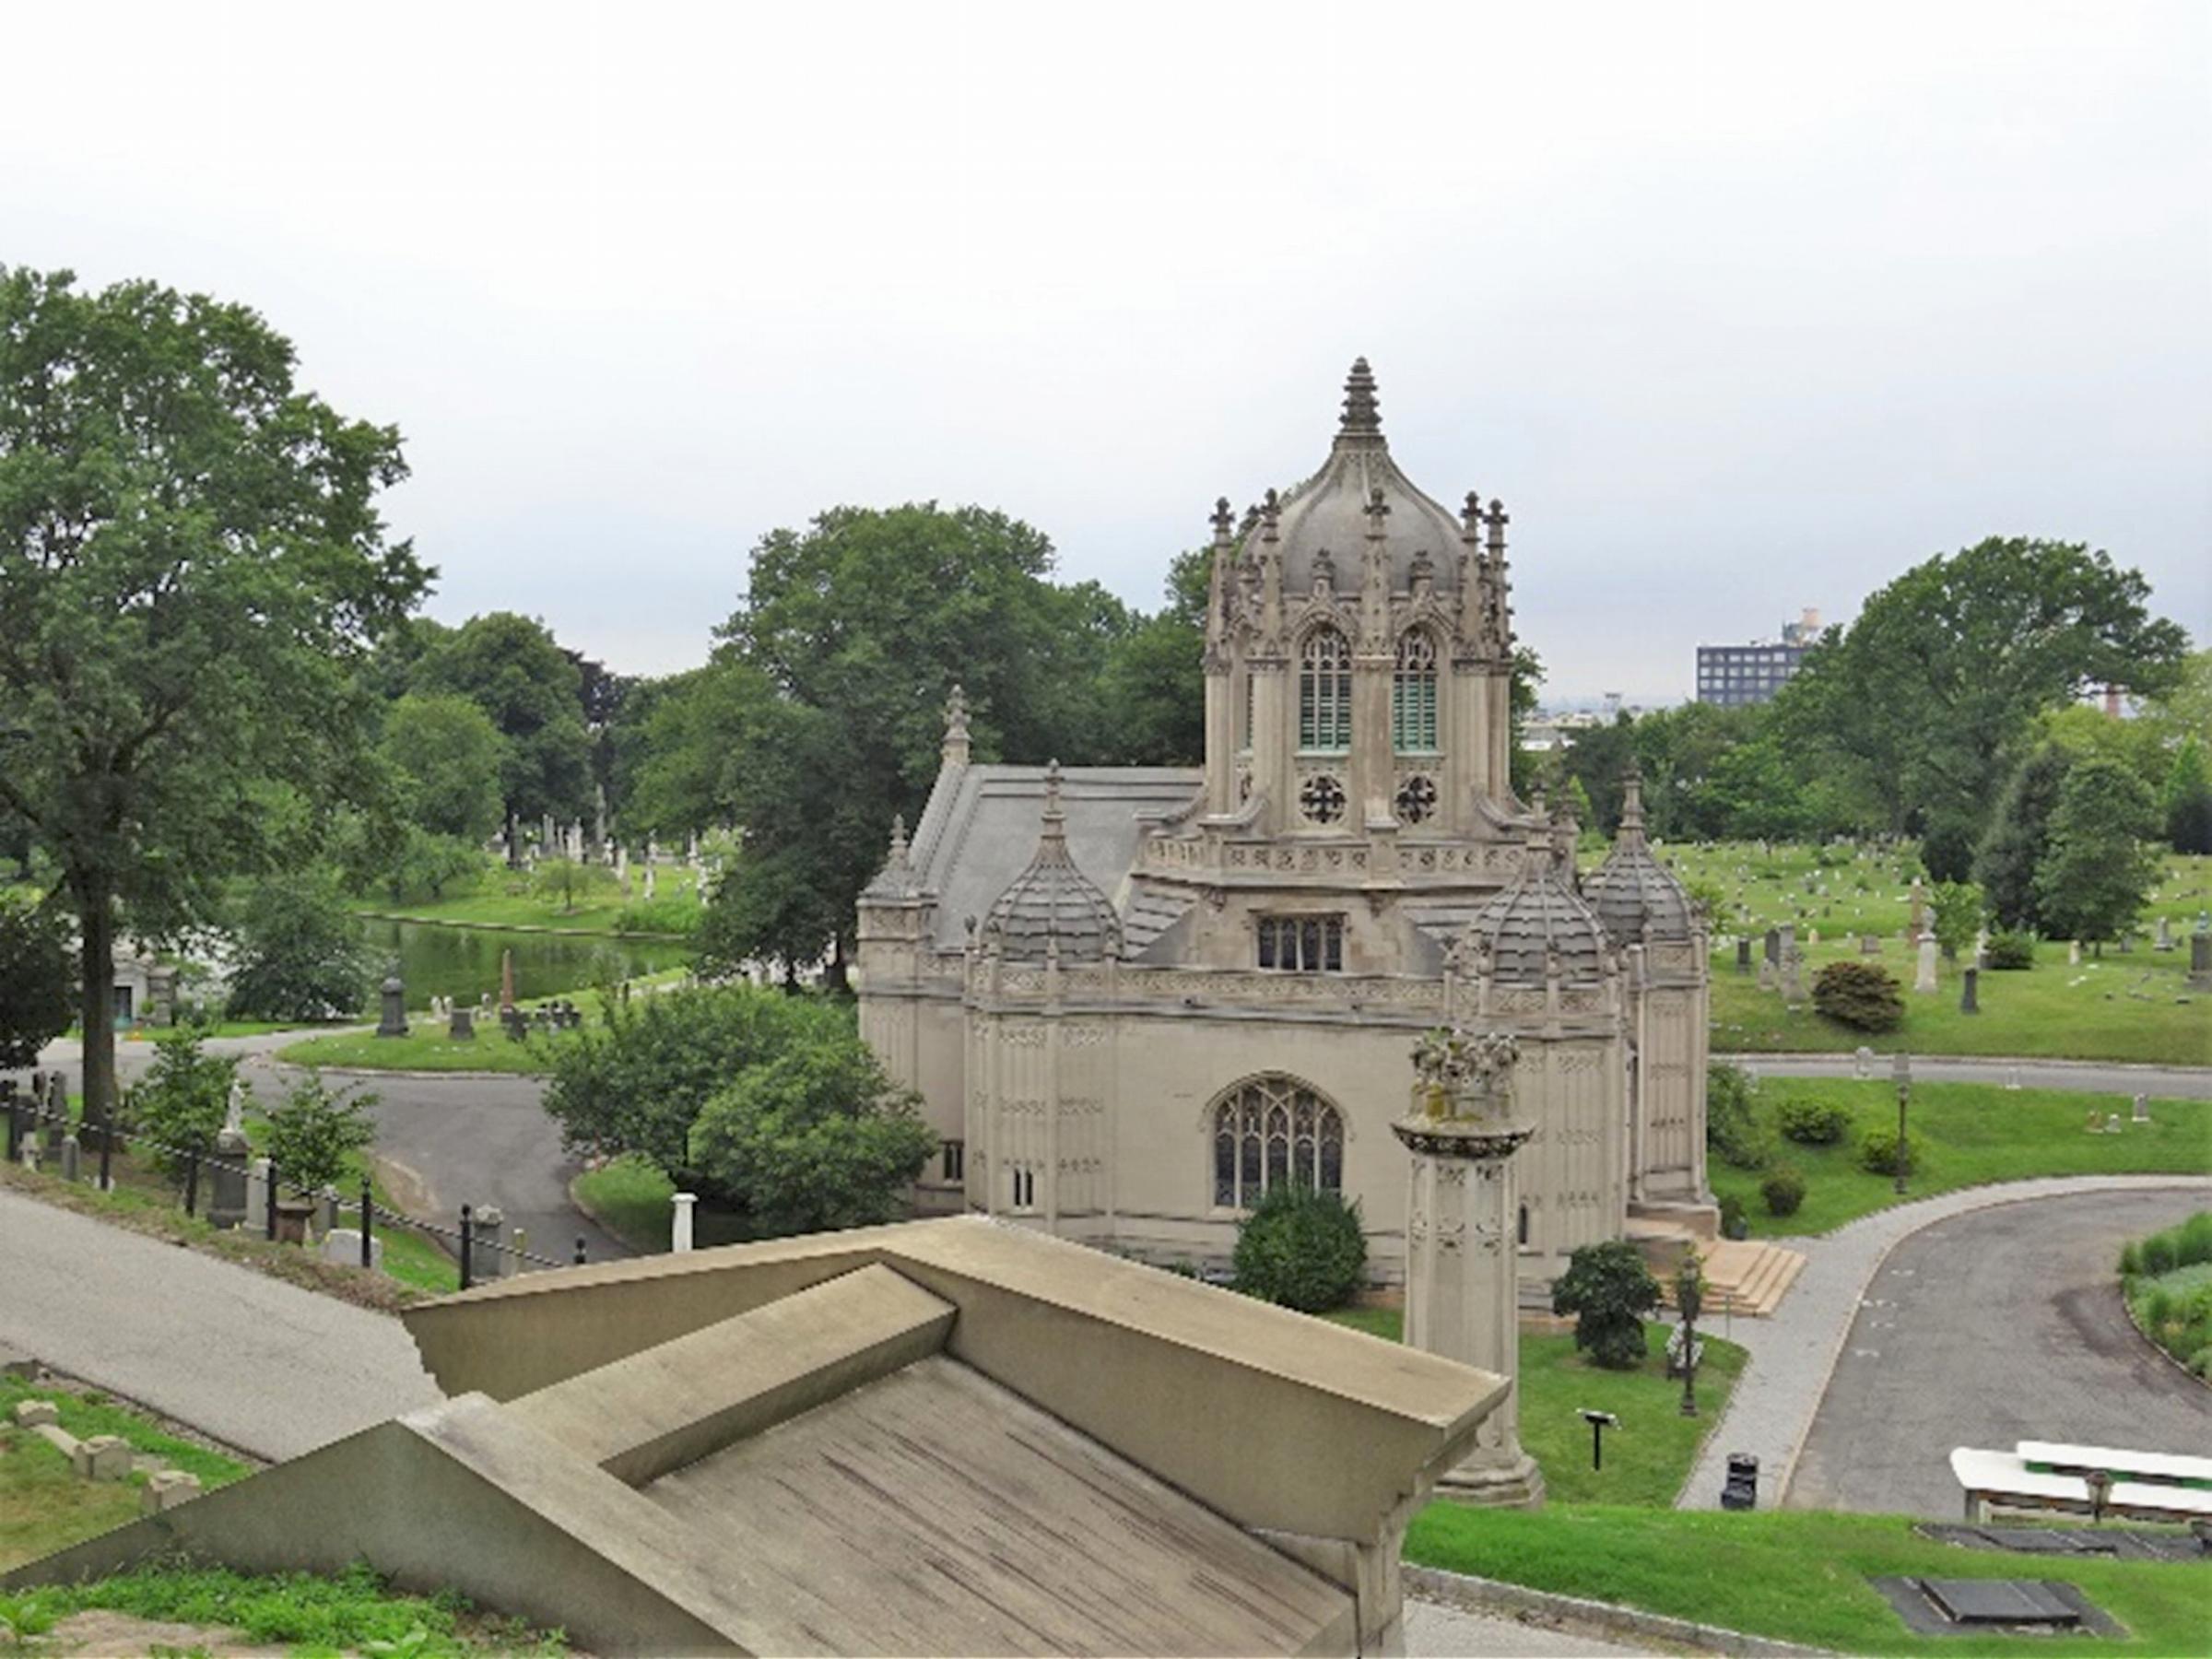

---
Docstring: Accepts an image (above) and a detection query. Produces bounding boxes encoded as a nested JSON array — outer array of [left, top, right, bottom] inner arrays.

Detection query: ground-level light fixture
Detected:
[[1578, 1408, 1619, 1470]]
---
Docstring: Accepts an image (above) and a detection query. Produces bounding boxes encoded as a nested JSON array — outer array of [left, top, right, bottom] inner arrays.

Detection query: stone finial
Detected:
[[1337, 357, 1382, 441], [1261, 486, 1280, 532], [1484, 498, 1509, 555], [1618, 763, 1647, 845], [887, 814, 910, 869], [1040, 759, 1066, 841], [1364, 486, 1391, 531], [1462, 490, 1483, 534], [1209, 496, 1235, 546], [941, 684, 971, 768]]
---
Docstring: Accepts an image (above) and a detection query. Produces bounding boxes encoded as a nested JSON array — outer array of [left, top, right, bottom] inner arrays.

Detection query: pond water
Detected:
[[359, 920, 692, 1009]]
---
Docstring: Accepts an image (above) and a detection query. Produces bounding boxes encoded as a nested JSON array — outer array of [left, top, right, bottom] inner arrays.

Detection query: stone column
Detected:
[[1914, 930, 1939, 994], [1394, 1030, 1544, 1509]]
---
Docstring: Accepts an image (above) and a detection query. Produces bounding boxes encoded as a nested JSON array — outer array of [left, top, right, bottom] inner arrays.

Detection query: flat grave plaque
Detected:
[[1924, 1579, 2079, 1626]]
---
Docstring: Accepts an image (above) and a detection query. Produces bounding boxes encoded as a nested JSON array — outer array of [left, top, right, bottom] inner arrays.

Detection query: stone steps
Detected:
[[1653, 1237, 1807, 1319]]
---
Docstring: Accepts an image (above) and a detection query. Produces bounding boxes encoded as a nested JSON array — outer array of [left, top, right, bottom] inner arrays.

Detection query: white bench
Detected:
[[1949, 1445, 2212, 1524]]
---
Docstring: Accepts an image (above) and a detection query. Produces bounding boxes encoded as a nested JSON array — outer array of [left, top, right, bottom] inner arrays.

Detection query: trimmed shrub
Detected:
[[1983, 930, 2037, 971], [1717, 1194, 1750, 1241], [2119, 1241, 2141, 1277], [1550, 1240, 1661, 1370], [2141, 1233, 2177, 1276], [1706, 1063, 1771, 1171], [1760, 1166, 1806, 1217], [1777, 1097, 1853, 1146], [1811, 961, 1905, 1033], [1857, 1125, 1923, 1178], [1231, 1184, 1368, 1313]]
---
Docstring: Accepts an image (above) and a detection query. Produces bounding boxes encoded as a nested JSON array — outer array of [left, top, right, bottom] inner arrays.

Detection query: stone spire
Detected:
[[1617, 763, 1647, 848], [981, 762, 1121, 962], [1336, 357, 1383, 445], [941, 684, 971, 769]]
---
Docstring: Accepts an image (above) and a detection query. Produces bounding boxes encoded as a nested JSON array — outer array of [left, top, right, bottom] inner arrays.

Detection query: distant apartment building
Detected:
[[1696, 607, 1822, 708]]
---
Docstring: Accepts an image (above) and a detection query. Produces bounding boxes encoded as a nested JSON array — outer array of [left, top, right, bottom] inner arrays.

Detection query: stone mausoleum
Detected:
[[858, 361, 1713, 1288]]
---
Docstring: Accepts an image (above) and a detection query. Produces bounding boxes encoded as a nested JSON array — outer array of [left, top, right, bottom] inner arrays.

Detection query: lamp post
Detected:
[[1891, 1051, 1912, 1196]]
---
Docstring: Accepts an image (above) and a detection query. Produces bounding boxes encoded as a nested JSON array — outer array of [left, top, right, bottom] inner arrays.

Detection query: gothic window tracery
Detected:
[[1394, 773, 1437, 824], [1394, 630, 1439, 752], [1299, 626, 1352, 752], [1299, 773, 1347, 824], [1211, 1077, 1346, 1208]]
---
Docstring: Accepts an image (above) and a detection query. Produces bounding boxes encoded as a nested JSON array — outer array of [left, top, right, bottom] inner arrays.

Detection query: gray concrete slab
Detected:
[[1787, 1187, 2212, 1518], [0, 1187, 439, 1461]]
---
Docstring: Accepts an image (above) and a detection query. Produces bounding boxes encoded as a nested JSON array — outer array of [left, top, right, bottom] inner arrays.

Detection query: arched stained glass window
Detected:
[[1211, 1077, 1346, 1209], [1393, 630, 1438, 752], [1299, 628, 1352, 752]]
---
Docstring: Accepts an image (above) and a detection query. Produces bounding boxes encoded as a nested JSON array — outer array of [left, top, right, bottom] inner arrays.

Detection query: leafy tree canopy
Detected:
[[1974, 743, 2072, 932], [0, 890, 73, 1068], [2033, 755, 2163, 947], [1550, 1239, 1662, 1370], [414, 612, 592, 848], [225, 871, 379, 1022], [0, 266, 427, 1120]]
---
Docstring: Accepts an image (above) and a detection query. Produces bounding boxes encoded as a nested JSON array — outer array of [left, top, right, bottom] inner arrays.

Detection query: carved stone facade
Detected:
[[856, 363, 1715, 1287]]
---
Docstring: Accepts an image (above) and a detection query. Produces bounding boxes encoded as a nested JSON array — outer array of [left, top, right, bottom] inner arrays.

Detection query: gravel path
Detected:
[[1677, 1173, 2212, 1512], [1788, 1187, 2211, 1516], [0, 1187, 439, 1461], [1406, 1599, 1645, 1656]]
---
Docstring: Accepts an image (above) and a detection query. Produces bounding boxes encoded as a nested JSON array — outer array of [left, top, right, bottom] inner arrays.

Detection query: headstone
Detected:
[[1757, 955, 1778, 992], [72, 1434, 133, 1482], [208, 1125, 250, 1230], [1914, 931, 1939, 994], [1735, 936, 1752, 975], [449, 1006, 476, 1041], [13, 1399, 57, 1427], [2085, 1111, 2102, 1134], [643, 864, 657, 900], [1959, 967, 1979, 1015], [140, 1469, 202, 1513], [247, 1158, 273, 1234], [2104, 1113, 2123, 1135], [2192, 932, 2212, 991], [1780, 947, 1805, 1004], [470, 1205, 506, 1279], [2155, 916, 2174, 951], [500, 948, 516, 1015], [1908, 877, 1926, 941], [2068, 939, 2082, 966], [1806, 928, 1819, 947], [1853, 1046, 1874, 1079], [323, 1228, 383, 1271], [317, 1185, 339, 1237], [375, 975, 407, 1039], [2132, 1092, 2150, 1124], [58, 1134, 80, 1183], [1972, 927, 1989, 968], [1860, 934, 1882, 958], [1763, 927, 1781, 965], [672, 1192, 698, 1253], [2006, 1065, 2021, 1091]]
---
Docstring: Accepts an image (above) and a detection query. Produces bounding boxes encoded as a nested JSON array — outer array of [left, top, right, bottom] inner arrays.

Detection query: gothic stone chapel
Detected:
[[857, 361, 1715, 1290]]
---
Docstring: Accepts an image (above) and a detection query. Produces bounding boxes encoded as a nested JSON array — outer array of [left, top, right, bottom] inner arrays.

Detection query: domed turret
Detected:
[[1243, 359, 1471, 597], [982, 763, 1121, 962], [1584, 766, 1695, 945], [1464, 823, 1614, 986]]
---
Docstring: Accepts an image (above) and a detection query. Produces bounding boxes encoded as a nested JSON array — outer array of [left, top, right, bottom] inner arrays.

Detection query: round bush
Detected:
[[2141, 1234, 2177, 1276], [1983, 930, 2036, 971], [1706, 1063, 1771, 1171], [2119, 1241, 2141, 1277], [1857, 1125, 1923, 1177], [1778, 1097, 1853, 1146], [1811, 961, 1905, 1033], [1230, 1184, 1368, 1312], [1760, 1166, 1807, 1217], [1717, 1194, 1750, 1241]]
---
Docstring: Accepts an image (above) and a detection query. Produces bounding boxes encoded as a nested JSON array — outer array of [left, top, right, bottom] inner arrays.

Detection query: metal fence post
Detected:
[[98, 1123, 113, 1193], [573, 1236, 587, 1266], [183, 1148, 199, 1218], [4, 1085, 18, 1164], [459, 1203, 474, 1290], [359, 1180, 373, 1269], [265, 1159, 281, 1241]]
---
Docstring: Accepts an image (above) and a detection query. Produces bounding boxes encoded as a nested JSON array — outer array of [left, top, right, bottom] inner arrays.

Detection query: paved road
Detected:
[[1728, 1053, 2212, 1099], [1787, 1186, 2212, 1518], [0, 1187, 438, 1461], [14, 1038, 631, 1269], [1678, 1173, 2212, 1511]]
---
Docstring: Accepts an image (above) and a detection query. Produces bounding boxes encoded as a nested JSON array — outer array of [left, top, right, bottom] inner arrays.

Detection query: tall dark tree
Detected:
[[2162, 736, 2212, 855], [0, 267, 425, 1124], [1097, 547, 1207, 765], [1775, 537, 2188, 844], [2034, 756, 2163, 948], [1973, 744, 2073, 931], [418, 612, 592, 857]]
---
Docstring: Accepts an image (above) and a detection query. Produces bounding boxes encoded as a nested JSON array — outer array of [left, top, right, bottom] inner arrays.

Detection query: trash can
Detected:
[[1722, 1453, 1759, 1510]]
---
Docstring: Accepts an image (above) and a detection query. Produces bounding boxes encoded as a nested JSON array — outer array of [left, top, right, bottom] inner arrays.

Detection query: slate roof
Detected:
[[1584, 769, 1695, 944], [982, 764, 1123, 961], [1464, 831, 1614, 985]]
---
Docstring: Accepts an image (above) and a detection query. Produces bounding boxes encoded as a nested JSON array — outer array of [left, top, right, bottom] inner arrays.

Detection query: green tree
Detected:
[[532, 855, 613, 915], [686, 1026, 937, 1234], [1775, 538, 2188, 855], [418, 613, 591, 858], [226, 871, 379, 1022], [651, 503, 1130, 982], [1973, 744, 2072, 932], [0, 890, 73, 1068], [2034, 756, 2164, 948], [1550, 1239, 1661, 1370], [123, 1026, 239, 1178], [382, 693, 504, 844], [1096, 547, 1207, 765], [1928, 879, 1984, 960], [2162, 736, 2212, 855], [263, 1068, 378, 1194], [0, 267, 426, 1127]]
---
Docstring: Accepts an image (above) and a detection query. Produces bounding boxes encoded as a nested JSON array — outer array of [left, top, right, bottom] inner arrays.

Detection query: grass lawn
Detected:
[[0, 1559, 566, 1654], [0, 1376, 246, 1572], [1710, 1079, 2212, 1238], [1325, 1312, 1745, 1507], [1405, 1503, 2209, 1657], [350, 859, 700, 937], [571, 1154, 758, 1255], [277, 1022, 570, 1075]]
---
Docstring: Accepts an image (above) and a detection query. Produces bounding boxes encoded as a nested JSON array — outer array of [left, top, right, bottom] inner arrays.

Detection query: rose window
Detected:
[[1300, 773, 1347, 825], [1395, 774, 1438, 824]]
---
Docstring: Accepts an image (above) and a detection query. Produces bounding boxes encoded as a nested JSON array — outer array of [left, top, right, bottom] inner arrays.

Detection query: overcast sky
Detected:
[[5, 2, 2206, 702]]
